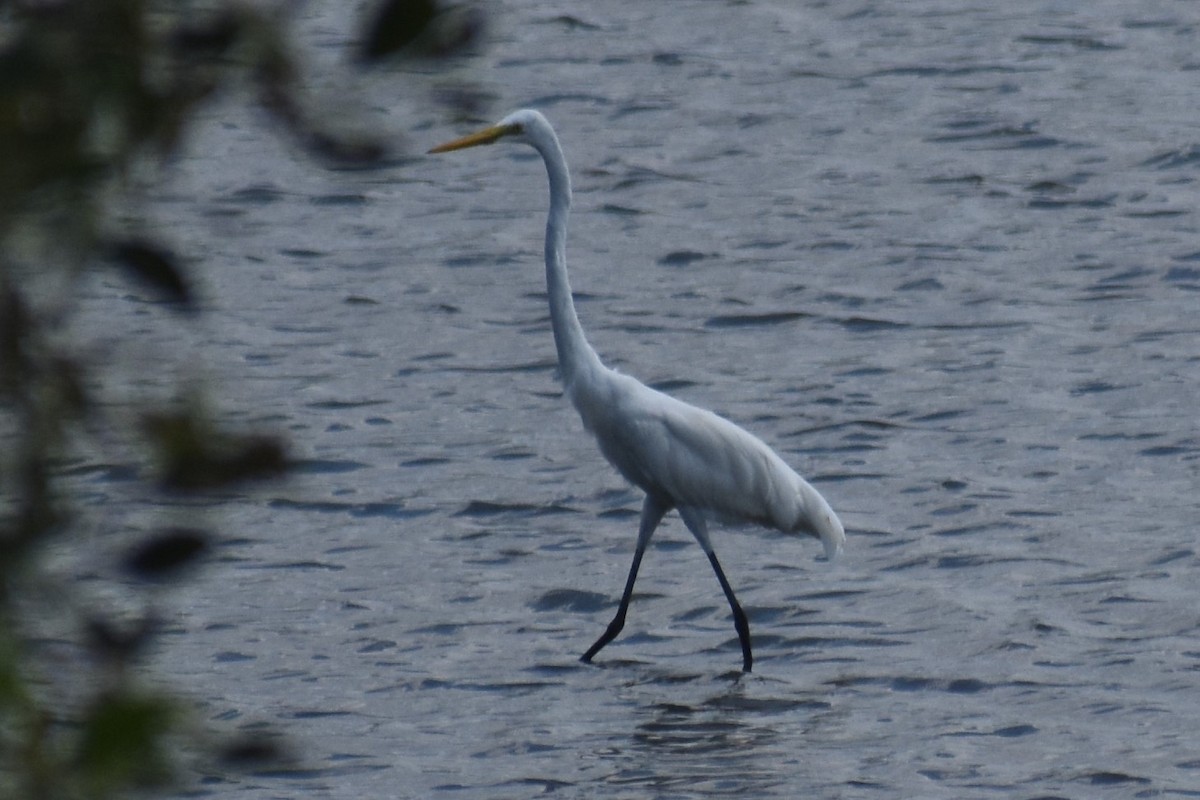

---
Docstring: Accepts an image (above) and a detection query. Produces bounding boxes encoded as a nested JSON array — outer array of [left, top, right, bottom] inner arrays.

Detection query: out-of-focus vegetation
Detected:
[[0, 0, 482, 796]]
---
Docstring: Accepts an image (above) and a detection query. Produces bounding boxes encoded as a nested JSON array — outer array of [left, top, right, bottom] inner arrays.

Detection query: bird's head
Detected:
[[427, 109, 548, 154]]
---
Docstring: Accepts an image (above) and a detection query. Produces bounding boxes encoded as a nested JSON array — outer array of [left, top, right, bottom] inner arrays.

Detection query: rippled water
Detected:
[[66, 1, 1199, 797]]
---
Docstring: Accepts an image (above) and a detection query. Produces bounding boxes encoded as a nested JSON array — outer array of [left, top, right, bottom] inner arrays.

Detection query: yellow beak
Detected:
[[427, 123, 519, 154]]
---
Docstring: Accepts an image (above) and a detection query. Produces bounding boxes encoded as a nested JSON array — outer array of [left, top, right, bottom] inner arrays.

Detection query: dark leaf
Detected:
[[171, 10, 242, 55], [78, 691, 176, 792], [49, 355, 89, 417], [109, 238, 193, 309], [424, 5, 486, 58], [125, 527, 210, 579], [143, 409, 290, 490], [218, 434, 290, 484], [299, 127, 389, 168], [218, 734, 289, 767], [360, 0, 439, 61], [85, 615, 157, 660], [0, 282, 28, 388]]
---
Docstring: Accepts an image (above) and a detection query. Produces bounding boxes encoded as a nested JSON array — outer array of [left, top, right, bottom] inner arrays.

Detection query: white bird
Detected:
[[429, 109, 844, 672]]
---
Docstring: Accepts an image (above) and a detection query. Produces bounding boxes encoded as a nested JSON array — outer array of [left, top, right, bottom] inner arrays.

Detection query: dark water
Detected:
[[63, 1, 1199, 797]]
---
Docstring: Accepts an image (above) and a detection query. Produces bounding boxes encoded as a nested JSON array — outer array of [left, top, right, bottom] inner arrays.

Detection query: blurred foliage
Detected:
[[0, 0, 483, 797], [360, 0, 484, 62]]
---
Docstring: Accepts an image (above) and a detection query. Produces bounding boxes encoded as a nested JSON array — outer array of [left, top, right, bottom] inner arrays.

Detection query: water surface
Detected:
[[67, 1, 1199, 797]]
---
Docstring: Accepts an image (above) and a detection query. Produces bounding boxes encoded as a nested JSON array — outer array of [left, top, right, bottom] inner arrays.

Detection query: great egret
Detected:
[[429, 109, 844, 672]]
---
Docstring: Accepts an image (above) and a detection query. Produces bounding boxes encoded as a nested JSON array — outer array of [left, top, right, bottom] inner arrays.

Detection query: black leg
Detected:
[[707, 550, 752, 673], [581, 545, 644, 663], [678, 506, 753, 673], [581, 494, 668, 665]]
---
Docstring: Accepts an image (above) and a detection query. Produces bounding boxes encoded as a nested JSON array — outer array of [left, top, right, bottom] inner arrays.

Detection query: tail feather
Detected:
[[819, 509, 845, 560], [798, 479, 845, 560]]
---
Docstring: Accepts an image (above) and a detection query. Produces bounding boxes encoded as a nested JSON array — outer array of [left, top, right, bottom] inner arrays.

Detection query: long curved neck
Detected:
[[531, 129, 604, 387]]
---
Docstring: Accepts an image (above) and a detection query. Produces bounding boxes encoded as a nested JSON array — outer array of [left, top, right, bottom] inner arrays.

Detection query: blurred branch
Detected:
[[0, 0, 487, 796]]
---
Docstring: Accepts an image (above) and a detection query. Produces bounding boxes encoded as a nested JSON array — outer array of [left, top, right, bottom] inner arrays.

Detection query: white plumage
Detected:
[[430, 109, 844, 672]]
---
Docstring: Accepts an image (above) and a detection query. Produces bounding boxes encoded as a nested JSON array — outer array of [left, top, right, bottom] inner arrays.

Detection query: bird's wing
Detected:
[[584, 373, 796, 527]]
